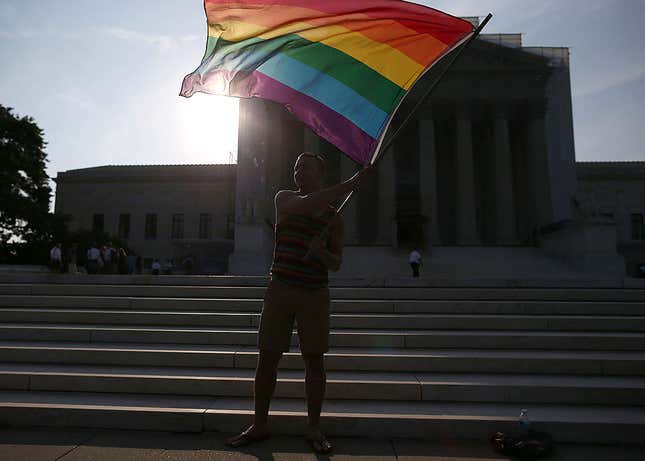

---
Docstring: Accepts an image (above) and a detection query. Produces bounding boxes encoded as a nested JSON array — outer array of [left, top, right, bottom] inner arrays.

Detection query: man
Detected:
[[101, 242, 115, 274], [49, 243, 62, 273], [86, 243, 101, 274], [151, 259, 161, 275], [182, 254, 194, 275], [409, 248, 422, 278], [226, 152, 372, 454], [67, 243, 79, 274]]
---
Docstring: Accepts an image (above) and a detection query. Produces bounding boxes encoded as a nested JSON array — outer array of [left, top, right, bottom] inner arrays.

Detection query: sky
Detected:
[[1, 0, 644, 192]]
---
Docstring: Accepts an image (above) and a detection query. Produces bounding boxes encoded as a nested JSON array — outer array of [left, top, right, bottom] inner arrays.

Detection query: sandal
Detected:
[[306, 434, 333, 454], [225, 430, 271, 448]]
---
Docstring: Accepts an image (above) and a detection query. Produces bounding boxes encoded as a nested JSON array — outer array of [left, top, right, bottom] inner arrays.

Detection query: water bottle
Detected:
[[519, 409, 531, 434]]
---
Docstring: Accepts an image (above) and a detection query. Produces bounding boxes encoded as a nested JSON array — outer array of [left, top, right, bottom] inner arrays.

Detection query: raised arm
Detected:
[[276, 166, 372, 218]]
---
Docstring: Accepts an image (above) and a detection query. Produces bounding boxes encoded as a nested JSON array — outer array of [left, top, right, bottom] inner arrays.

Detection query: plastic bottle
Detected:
[[519, 409, 531, 434]]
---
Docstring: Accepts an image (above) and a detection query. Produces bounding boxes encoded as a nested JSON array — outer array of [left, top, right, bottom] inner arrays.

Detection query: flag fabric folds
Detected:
[[181, 0, 474, 165]]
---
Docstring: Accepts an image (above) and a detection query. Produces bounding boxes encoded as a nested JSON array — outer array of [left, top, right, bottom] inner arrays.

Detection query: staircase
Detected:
[[0, 277, 644, 444]]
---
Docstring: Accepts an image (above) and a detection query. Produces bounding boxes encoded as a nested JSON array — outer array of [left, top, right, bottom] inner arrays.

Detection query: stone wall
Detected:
[[54, 165, 236, 272]]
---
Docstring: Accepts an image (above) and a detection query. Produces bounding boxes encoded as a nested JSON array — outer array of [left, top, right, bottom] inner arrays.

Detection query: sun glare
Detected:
[[178, 93, 239, 164]]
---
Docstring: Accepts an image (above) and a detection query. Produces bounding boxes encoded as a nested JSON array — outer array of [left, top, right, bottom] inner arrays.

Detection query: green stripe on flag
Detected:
[[207, 35, 405, 114]]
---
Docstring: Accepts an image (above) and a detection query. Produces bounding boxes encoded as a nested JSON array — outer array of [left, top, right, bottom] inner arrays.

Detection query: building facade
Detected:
[[54, 165, 236, 273], [228, 27, 590, 277], [52, 159, 644, 277], [577, 162, 645, 275], [53, 25, 645, 280]]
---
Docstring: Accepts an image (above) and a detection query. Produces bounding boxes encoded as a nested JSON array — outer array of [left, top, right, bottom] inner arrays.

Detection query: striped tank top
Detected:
[[270, 207, 336, 289]]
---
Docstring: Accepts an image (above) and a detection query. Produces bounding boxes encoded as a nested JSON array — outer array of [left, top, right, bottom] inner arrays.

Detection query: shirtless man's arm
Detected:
[[275, 166, 372, 222]]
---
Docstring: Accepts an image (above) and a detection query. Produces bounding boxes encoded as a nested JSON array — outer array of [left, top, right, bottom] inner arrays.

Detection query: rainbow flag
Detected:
[[181, 0, 474, 165]]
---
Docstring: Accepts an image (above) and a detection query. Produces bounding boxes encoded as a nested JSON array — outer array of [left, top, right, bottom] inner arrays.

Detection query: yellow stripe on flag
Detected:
[[208, 20, 424, 89]]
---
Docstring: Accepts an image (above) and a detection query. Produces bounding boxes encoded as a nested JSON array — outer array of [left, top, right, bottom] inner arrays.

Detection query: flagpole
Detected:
[[336, 13, 493, 214], [372, 13, 493, 165]]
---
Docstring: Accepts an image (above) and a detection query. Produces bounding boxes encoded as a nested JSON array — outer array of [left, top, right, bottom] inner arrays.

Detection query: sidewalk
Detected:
[[1, 427, 643, 460]]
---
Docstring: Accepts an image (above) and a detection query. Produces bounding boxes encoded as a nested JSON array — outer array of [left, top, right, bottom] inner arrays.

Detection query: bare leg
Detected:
[[225, 349, 282, 447], [303, 353, 326, 428], [254, 349, 283, 427], [303, 353, 332, 453]]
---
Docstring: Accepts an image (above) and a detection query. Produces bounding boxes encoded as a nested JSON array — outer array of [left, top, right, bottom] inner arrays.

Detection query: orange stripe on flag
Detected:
[[206, 3, 448, 66]]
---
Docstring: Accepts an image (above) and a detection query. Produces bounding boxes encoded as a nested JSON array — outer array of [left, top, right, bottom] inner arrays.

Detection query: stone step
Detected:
[[2, 295, 644, 315], [0, 269, 631, 286], [1, 363, 644, 406], [1, 323, 644, 350], [1, 390, 643, 444], [2, 308, 644, 331], [2, 283, 644, 301], [1, 341, 643, 375]]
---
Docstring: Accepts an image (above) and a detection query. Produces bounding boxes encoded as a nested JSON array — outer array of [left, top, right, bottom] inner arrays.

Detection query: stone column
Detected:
[[456, 106, 480, 245], [527, 100, 554, 234], [493, 105, 518, 244], [377, 145, 397, 247], [228, 99, 275, 275], [340, 155, 359, 244], [418, 116, 440, 249], [614, 190, 629, 244]]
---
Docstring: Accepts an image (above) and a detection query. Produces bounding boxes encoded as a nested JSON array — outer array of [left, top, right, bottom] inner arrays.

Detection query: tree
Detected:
[[0, 105, 52, 262]]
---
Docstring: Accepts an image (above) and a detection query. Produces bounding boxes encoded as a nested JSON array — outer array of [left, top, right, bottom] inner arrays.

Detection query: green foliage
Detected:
[[0, 105, 52, 263], [1, 212, 70, 264]]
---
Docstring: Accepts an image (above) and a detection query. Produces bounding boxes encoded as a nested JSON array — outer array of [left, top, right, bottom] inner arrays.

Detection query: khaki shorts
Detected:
[[258, 277, 330, 354]]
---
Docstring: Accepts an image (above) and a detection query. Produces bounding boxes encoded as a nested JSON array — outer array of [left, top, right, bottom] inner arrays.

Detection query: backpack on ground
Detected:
[[490, 431, 554, 459]]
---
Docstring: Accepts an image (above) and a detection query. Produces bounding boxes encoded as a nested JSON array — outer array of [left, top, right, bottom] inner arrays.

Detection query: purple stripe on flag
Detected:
[[181, 70, 376, 164]]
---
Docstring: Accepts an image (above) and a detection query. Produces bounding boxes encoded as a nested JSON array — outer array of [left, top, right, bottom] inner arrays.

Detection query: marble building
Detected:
[[576, 161, 645, 276], [54, 165, 236, 273], [53, 26, 643, 280], [228, 28, 593, 277]]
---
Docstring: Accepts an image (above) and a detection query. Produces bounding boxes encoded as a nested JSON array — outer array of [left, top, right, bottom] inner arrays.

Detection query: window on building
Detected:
[[631, 214, 645, 240], [118, 214, 130, 239], [171, 214, 185, 239], [199, 213, 213, 239], [145, 213, 157, 240], [92, 214, 104, 233]]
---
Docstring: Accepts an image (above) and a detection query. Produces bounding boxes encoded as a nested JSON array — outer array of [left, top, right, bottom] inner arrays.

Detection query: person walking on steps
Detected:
[[226, 152, 372, 454], [49, 243, 62, 273], [409, 248, 422, 278]]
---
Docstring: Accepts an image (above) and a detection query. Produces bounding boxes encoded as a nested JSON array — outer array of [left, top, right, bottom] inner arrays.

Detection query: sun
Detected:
[[177, 93, 239, 164]]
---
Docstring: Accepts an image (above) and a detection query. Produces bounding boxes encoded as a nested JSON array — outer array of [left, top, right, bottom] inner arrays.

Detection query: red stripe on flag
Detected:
[[204, 0, 473, 46]]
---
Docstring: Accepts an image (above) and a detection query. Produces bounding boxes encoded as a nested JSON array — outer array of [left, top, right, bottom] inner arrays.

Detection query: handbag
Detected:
[[490, 431, 554, 459]]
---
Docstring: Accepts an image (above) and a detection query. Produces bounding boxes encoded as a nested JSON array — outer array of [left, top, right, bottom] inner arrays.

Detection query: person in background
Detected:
[[117, 248, 129, 275], [101, 242, 115, 274], [86, 243, 101, 275], [151, 258, 161, 275], [49, 243, 62, 273], [67, 243, 78, 274], [409, 248, 422, 278], [127, 251, 137, 275], [163, 258, 174, 275], [182, 254, 194, 275], [135, 255, 143, 274]]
